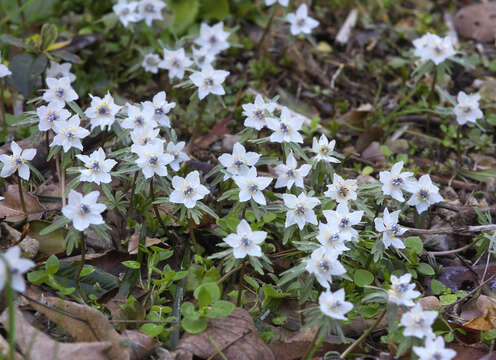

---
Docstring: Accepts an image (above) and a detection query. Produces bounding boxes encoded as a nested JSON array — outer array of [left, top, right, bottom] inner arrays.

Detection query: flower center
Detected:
[[208, 35, 217, 45], [414, 316, 425, 327], [387, 224, 401, 236], [144, 3, 154, 12], [134, 116, 145, 127], [294, 204, 306, 216], [433, 45, 443, 56], [280, 122, 291, 135], [339, 217, 350, 230], [98, 105, 109, 116], [146, 57, 157, 66], [147, 155, 159, 167], [78, 204, 90, 217], [326, 233, 340, 246], [394, 282, 408, 294], [198, 55, 206, 64], [328, 300, 342, 313], [418, 188, 429, 201], [247, 182, 258, 194], [55, 88, 65, 98], [233, 158, 245, 170], [297, 18, 306, 27], [140, 136, 152, 145], [462, 105, 472, 114], [171, 58, 181, 68], [155, 107, 163, 116], [203, 77, 214, 87], [89, 161, 102, 174], [11, 156, 24, 168], [64, 127, 77, 139], [55, 72, 64, 79], [254, 110, 265, 121], [319, 146, 331, 156], [391, 176, 403, 187], [337, 185, 349, 198], [120, 7, 130, 16], [319, 259, 330, 272], [286, 168, 296, 179], [240, 235, 251, 248], [183, 185, 194, 198], [432, 353, 442, 360], [47, 111, 58, 123]]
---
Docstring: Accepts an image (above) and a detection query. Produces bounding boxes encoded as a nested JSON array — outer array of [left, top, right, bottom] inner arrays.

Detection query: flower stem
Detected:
[[57, 152, 66, 207], [426, 68, 438, 133], [128, 171, 138, 217], [303, 327, 324, 360], [149, 177, 168, 235], [190, 229, 200, 256], [1, 78, 6, 138], [236, 261, 246, 307], [17, 174, 27, 221], [256, 6, 276, 53], [0, 254, 16, 360], [456, 125, 462, 165], [74, 232, 88, 302], [340, 309, 386, 359]]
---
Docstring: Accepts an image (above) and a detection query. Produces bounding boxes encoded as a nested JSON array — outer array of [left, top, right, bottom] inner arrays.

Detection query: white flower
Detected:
[[142, 53, 161, 73], [374, 208, 406, 249], [138, 0, 165, 26], [62, 190, 106, 231], [37, 102, 71, 132], [218, 142, 260, 180], [454, 91, 483, 125], [43, 77, 78, 106], [287, 4, 319, 36], [0, 246, 35, 293], [305, 247, 346, 288], [194, 22, 230, 55], [0, 61, 11, 78], [135, 142, 173, 179], [266, 108, 303, 143], [51, 115, 90, 152], [312, 135, 340, 163], [122, 104, 157, 130], [192, 47, 215, 69], [379, 161, 415, 202], [413, 33, 456, 65], [130, 125, 163, 153], [266, 0, 289, 6], [76, 148, 117, 185], [274, 152, 311, 189], [170, 170, 210, 209], [323, 203, 363, 242], [242, 95, 276, 131], [223, 219, 266, 259], [142, 91, 176, 127], [85, 92, 122, 131], [324, 174, 357, 204], [166, 141, 189, 171], [406, 175, 443, 214], [0, 142, 36, 180], [46, 61, 76, 82], [282, 193, 319, 230], [319, 288, 353, 320], [413, 336, 456, 360], [234, 167, 272, 205], [388, 273, 421, 307], [113, 0, 140, 27], [400, 303, 437, 339], [159, 48, 193, 80], [316, 221, 349, 257], [189, 64, 229, 100]]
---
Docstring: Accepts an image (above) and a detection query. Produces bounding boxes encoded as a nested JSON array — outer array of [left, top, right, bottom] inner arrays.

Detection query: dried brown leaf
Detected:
[[0, 185, 44, 222]]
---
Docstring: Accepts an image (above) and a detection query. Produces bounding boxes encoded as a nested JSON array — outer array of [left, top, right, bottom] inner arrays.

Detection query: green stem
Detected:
[[340, 309, 386, 359], [1, 79, 6, 137], [75, 232, 88, 302], [0, 254, 16, 360], [236, 262, 246, 307], [128, 171, 138, 217], [456, 125, 462, 165], [190, 229, 200, 256], [256, 6, 276, 52], [17, 174, 27, 221], [426, 69, 438, 133], [303, 327, 323, 360], [149, 177, 168, 235]]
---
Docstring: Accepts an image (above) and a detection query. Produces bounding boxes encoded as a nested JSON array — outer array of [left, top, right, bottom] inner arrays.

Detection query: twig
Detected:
[[446, 272, 496, 309], [428, 239, 478, 256], [74, 232, 88, 303], [149, 177, 168, 235], [16, 174, 27, 221], [236, 262, 246, 307], [206, 330, 251, 360], [340, 309, 386, 359], [217, 262, 245, 285], [406, 224, 496, 236], [303, 327, 324, 360]]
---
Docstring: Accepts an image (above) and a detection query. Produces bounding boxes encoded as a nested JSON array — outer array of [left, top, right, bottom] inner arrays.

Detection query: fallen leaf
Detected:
[[462, 295, 496, 331], [194, 117, 230, 149], [27, 220, 65, 255], [0, 185, 44, 222], [128, 233, 163, 255], [176, 307, 274, 360], [0, 307, 113, 360], [1, 222, 39, 258]]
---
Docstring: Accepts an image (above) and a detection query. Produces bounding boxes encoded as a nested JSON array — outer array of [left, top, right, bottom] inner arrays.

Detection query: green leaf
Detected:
[[431, 279, 446, 295], [439, 294, 457, 306], [27, 270, 48, 284], [39, 216, 71, 235], [417, 263, 435, 276], [139, 323, 164, 338], [6, 53, 47, 98], [206, 300, 235, 318], [405, 236, 423, 255], [45, 255, 59, 275], [196, 286, 212, 309], [353, 269, 374, 287], [122, 261, 141, 269], [181, 316, 207, 334], [0, 35, 35, 50], [170, 0, 199, 34], [194, 282, 220, 303], [40, 23, 58, 51], [199, 0, 229, 20], [181, 302, 197, 317]]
